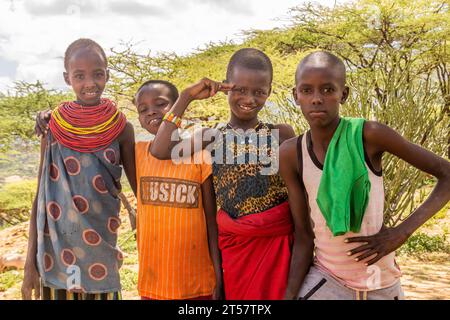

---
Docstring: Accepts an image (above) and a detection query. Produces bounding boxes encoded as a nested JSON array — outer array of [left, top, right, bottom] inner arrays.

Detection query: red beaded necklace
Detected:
[[49, 98, 127, 153]]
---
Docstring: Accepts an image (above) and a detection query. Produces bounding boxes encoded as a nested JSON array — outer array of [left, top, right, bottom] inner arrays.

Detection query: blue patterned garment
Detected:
[[36, 132, 123, 293]]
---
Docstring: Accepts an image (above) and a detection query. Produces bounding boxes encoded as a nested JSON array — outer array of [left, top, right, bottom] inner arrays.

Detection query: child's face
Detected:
[[227, 67, 272, 123], [293, 66, 348, 127], [64, 48, 109, 106], [135, 85, 173, 135]]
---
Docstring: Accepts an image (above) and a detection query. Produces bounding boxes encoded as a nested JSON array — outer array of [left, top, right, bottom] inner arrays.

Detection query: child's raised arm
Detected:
[[346, 121, 450, 265], [150, 78, 233, 160], [279, 137, 315, 300], [21, 137, 47, 300]]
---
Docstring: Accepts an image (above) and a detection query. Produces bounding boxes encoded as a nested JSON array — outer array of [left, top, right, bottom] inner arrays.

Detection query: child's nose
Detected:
[[241, 94, 256, 105], [311, 93, 323, 105], [146, 109, 157, 117], [84, 76, 96, 87]]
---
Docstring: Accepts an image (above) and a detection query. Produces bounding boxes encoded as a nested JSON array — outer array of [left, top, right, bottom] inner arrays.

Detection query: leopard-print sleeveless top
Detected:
[[211, 122, 288, 218]]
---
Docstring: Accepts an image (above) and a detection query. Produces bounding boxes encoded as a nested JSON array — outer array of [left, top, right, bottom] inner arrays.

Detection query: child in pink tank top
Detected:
[[279, 51, 450, 300]]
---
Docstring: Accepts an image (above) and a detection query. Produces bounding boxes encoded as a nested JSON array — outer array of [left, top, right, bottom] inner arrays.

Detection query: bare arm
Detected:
[[22, 137, 47, 300], [347, 121, 450, 265], [279, 137, 315, 300], [150, 78, 233, 160], [118, 122, 137, 196], [201, 175, 223, 300], [274, 123, 296, 145]]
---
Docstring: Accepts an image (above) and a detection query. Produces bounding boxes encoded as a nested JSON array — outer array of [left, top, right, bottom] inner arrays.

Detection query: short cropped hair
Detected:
[[226, 48, 273, 82], [296, 51, 346, 84], [134, 80, 179, 104], [64, 38, 108, 70]]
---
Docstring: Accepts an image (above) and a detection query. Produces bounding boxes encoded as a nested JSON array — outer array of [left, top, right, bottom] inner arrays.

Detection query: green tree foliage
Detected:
[[0, 81, 73, 152], [261, 0, 449, 225], [0, 0, 447, 227]]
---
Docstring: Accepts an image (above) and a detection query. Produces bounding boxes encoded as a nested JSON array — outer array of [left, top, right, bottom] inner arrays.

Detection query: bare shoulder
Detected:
[[363, 120, 400, 152], [273, 123, 296, 143], [280, 136, 300, 172], [363, 120, 387, 140], [280, 136, 298, 155]]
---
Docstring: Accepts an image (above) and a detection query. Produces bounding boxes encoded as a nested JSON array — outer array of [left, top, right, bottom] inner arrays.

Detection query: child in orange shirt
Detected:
[[134, 80, 223, 300]]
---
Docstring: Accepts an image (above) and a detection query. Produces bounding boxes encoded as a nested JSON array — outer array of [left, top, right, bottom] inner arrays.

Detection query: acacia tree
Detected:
[[0, 81, 72, 152], [261, 0, 449, 225], [107, 41, 239, 127], [105, 0, 448, 226]]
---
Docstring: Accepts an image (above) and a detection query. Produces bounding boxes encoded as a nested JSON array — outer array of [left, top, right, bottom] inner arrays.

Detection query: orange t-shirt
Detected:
[[135, 141, 215, 299]]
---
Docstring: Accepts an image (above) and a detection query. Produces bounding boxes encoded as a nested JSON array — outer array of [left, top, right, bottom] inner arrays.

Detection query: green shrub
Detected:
[[0, 180, 37, 226], [118, 230, 137, 254], [120, 268, 138, 292], [0, 270, 23, 292], [0, 180, 36, 211], [398, 233, 450, 256]]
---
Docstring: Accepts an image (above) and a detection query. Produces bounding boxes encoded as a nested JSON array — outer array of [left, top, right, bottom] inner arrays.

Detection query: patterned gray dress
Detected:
[[36, 132, 123, 294]]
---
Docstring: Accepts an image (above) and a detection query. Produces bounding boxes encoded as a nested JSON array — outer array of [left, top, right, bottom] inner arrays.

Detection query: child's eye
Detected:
[[233, 87, 246, 94], [300, 88, 311, 94], [323, 87, 334, 94], [255, 90, 265, 97], [95, 72, 104, 78], [74, 74, 84, 80]]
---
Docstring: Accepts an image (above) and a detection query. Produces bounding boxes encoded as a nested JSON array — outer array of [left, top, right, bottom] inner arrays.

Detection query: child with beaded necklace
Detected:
[[22, 38, 136, 300]]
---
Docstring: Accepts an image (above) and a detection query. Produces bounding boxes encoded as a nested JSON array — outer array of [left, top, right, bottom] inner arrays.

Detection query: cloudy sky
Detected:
[[0, 0, 343, 93]]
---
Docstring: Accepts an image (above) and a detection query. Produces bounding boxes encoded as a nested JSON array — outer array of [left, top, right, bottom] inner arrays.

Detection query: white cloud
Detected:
[[0, 0, 344, 93], [0, 76, 13, 93]]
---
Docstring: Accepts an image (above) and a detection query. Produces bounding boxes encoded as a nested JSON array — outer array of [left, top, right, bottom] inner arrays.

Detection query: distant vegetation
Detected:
[[0, 0, 448, 226]]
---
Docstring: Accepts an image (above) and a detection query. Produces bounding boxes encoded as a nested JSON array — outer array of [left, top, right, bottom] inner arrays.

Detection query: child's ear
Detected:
[[63, 72, 70, 86], [268, 85, 272, 97], [106, 69, 110, 82], [292, 87, 299, 105], [341, 86, 350, 104]]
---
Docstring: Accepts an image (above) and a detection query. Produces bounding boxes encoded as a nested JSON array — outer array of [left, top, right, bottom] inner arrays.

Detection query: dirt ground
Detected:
[[1, 199, 449, 300]]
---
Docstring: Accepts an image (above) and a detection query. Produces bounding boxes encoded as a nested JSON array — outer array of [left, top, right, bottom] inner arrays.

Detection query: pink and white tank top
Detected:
[[299, 133, 401, 290]]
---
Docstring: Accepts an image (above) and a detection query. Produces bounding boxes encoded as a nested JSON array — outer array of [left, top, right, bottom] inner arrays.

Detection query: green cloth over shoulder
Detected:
[[316, 117, 371, 236]]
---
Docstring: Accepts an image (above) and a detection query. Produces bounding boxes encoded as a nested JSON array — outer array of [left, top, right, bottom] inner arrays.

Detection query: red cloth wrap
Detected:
[[217, 201, 293, 300]]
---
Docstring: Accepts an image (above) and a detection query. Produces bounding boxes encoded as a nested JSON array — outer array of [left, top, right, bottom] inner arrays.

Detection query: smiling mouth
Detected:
[[82, 91, 100, 97], [148, 118, 162, 126], [238, 104, 258, 112]]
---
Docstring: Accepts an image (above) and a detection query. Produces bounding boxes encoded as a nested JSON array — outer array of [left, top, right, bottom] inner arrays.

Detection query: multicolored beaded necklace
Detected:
[[49, 98, 127, 153]]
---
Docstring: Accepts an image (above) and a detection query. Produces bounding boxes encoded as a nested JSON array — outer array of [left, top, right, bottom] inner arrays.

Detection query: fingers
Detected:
[[365, 253, 385, 266], [209, 80, 218, 97], [21, 285, 31, 300], [34, 280, 41, 300], [200, 78, 231, 97], [344, 236, 370, 244], [218, 82, 234, 93], [355, 249, 378, 263], [35, 123, 43, 137], [35, 111, 50, 137], [347, 244, 371, 256]]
